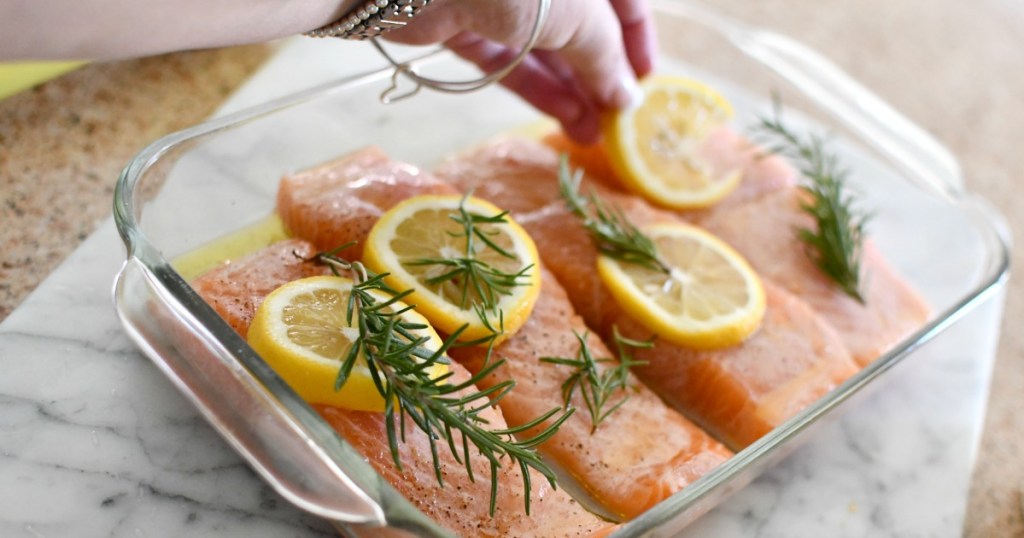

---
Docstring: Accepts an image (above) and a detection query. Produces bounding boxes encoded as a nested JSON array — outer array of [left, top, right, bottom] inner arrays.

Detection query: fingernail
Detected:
[[616, 74, 645, 110]]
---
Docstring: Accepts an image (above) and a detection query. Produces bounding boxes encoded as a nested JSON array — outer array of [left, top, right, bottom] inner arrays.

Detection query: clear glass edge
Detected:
[[653, 0, 966, 201], [112, 56, 459, 538], [613, 198, 1011, 536], [111, 257, 383, 526], [109, 2, 1014, 535]]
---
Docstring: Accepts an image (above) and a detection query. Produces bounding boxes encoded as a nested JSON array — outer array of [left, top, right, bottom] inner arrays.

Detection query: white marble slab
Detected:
[[0, 36, 1005, 538]]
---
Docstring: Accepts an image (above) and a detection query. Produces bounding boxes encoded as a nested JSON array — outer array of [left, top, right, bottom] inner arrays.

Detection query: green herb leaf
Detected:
[[541, 327, 649, 432], [406, 194, 534, 315], [315, 249, 570, 515], [750, 98, 868, 303], [557, 156, 670, 274]]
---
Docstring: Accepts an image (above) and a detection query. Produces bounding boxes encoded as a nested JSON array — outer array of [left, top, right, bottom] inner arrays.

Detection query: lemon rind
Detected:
[[248, 275, 446, 412], [597, 223, 766, 350], [604, 75, 740, 210], [363, 195, 541, 344]]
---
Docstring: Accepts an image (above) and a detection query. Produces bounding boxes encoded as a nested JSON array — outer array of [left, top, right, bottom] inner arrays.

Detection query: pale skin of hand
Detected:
[[386, 0, 657, 142], [0, 0, 655, 142]]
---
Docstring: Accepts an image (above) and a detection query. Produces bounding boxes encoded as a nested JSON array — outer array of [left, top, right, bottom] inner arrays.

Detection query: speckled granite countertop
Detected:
[[0, 44, 273, 317], [1, 0, 1020, 535]]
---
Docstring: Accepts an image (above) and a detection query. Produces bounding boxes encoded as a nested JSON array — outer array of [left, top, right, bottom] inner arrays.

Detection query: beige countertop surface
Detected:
[[1, 0, 1020, 535]]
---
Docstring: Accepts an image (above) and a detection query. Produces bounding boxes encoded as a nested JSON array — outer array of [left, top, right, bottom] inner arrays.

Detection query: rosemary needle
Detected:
[[751, 98, 868, 303], [541, 328, 650, 432], [313, 247, 572, 515], [558, 156, 670, 274], [405, 194, 534, 315]]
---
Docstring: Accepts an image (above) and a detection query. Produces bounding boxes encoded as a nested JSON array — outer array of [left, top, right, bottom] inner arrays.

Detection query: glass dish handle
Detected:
[[664, 0, 966, 202], [113, 256, 388, 526]]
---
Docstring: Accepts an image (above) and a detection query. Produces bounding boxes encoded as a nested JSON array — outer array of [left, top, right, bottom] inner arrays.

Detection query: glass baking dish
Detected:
[[111, 1, 1011, 535]]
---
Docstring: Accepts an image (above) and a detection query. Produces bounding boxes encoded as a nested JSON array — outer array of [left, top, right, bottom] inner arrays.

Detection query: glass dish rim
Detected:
[[112, 0, 1013, 535]]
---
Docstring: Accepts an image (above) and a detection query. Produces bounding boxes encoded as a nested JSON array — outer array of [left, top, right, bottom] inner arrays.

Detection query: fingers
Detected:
[[384, 0, 658, 142], [446, 33, 601, 143], [528, 49, 577, 86], [404, 0, 643, 112], [529, 0, 643, 111], [610, 0, 657, 77]]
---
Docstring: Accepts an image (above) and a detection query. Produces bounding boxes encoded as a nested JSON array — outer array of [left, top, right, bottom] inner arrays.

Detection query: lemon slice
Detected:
[[247, 275, 447, 412], [603, 75, 741, 209], [598, 222, 765, 349], [363, 195, 541, 343]]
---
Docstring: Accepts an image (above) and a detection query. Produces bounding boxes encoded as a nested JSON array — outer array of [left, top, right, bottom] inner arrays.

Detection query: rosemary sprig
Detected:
[[750, 99, 868, 303], [405, 195, 534, 314], [557, 156, 670, 274], [540, 328, 650, 432], [314, 247, 572, 515]]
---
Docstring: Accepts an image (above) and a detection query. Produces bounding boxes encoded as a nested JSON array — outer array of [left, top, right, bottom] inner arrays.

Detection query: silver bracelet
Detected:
[[305, 0, 551, 105], [305, 0, 434, 41]]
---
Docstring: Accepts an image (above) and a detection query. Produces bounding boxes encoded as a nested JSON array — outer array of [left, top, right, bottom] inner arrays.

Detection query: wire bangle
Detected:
[[370, 0, 551, 104]]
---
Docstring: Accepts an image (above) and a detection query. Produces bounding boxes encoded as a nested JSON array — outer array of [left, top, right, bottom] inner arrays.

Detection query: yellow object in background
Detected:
[[0, 61, 86, 100]]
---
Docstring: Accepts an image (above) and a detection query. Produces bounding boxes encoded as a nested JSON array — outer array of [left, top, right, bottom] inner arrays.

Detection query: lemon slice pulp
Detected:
[[604, 75, 740, 209], [363, 195, 541, 343], [247, 275, 447, 412], [598, 222, 765, 349]]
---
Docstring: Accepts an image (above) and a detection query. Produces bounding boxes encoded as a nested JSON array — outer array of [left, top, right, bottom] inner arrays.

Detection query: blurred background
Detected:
[[1, 0, 1020, 535]]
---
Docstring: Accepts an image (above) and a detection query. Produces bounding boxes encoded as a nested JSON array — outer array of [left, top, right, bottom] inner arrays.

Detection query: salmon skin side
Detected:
[[317, 361, 614, 538], [277, 146, 458, 260], [700, 188, 931, 366], [190, 238, 328, 337], [450, 267, 732, 519], [434, 137, 860, 449]]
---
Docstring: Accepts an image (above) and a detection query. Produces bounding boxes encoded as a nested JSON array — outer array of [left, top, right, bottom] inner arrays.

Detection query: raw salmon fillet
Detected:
[[277, 146, 458, 260], [435, 137, 859, 449], [273, 148, 623, 531], [450, 268, 732, 519], [316, 361, 615, 538], [542, 126, 797, 217], [700, 188, 931, 366], [190, 238, 328, 336], [621, 280, 856, 447], [191, 239, 611, 535]]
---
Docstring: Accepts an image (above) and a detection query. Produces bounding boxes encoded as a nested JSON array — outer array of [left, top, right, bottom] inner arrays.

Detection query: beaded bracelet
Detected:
[[305, 0, 433, 40], [305, 0, 551, 105]]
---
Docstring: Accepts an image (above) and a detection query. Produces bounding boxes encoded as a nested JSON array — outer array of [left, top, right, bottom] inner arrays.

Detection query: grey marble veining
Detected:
[[0, 223, 336, 538], [0, 36, 1006, 537], [679, 298, 1003, 537]]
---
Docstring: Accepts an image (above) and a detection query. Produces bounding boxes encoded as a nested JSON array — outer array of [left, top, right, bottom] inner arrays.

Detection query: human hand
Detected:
[[1, 0, 652, 144], [385, 0, 657, 143]]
